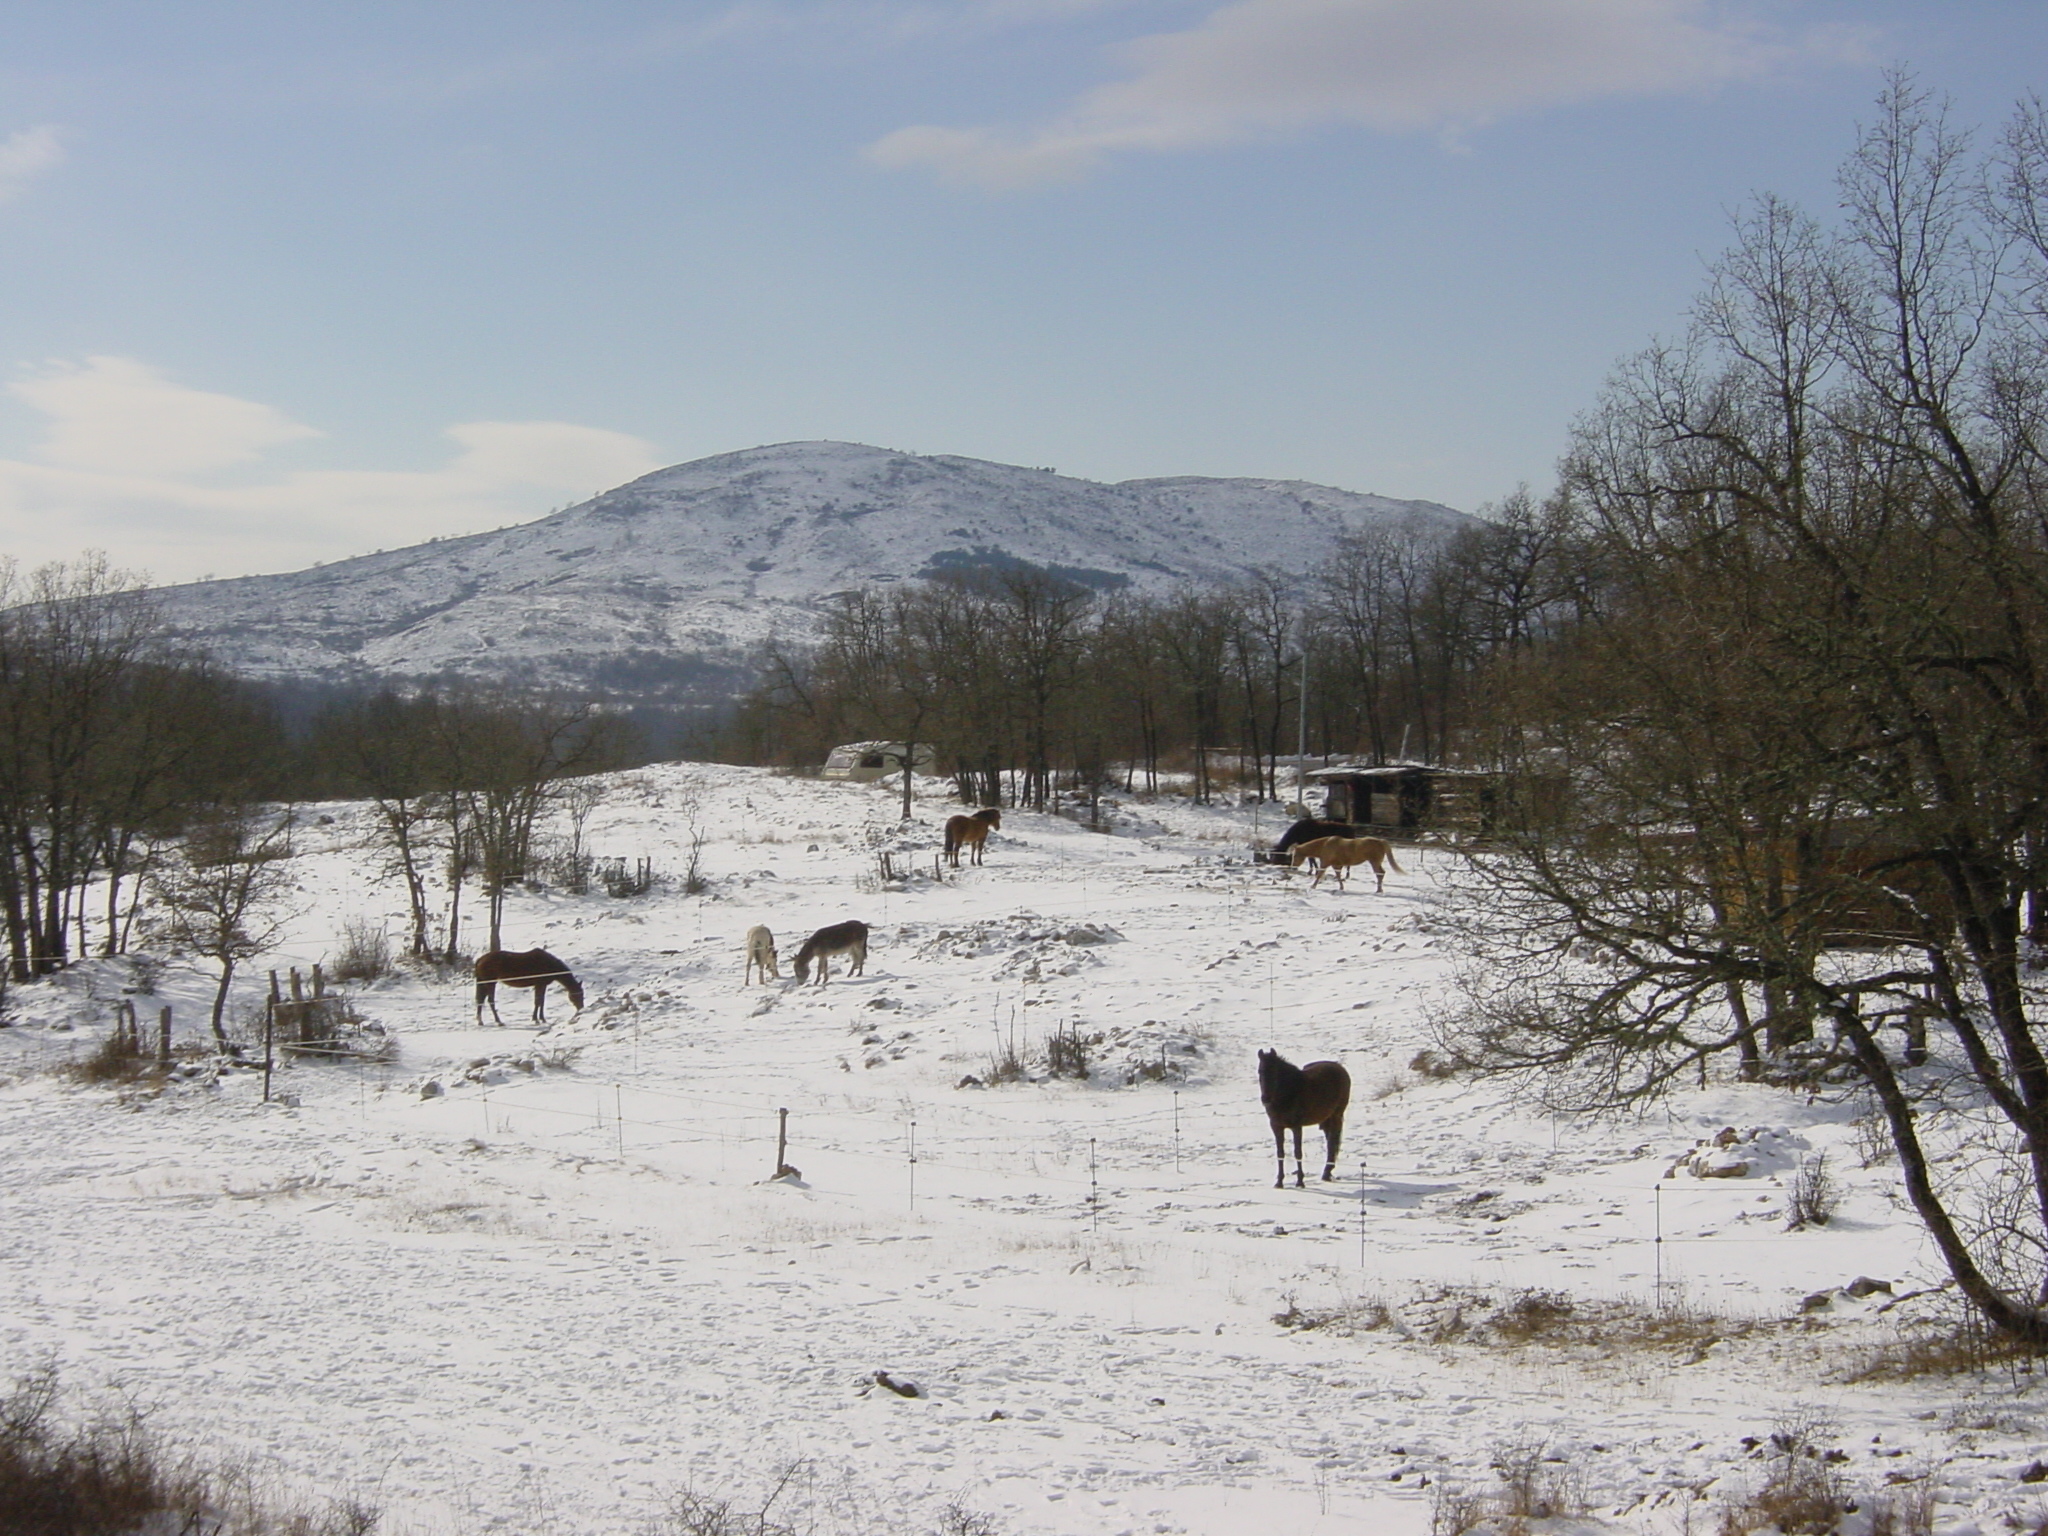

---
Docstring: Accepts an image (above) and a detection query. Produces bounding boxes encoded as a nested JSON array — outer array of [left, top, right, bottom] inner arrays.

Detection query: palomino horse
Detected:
[[744, 925, 780, 985], [1258, 1049, 1351, 1188], [793, 920, 868, 985], [475, 949, 585, 1026], [944, 807, 1001, 867], [1290, 835, 1403, 892], [1269, 818, 1357, 863]]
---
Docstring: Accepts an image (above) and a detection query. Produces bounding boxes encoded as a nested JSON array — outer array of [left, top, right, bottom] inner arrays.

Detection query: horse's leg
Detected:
[[1373, 857, 1385, 893], [1290, 1126, 1306, 1188], [478, 980, 503, 1026], [1322, 1111, 1345, 1181], [532, 983, 547, 1025], [1272, 1123, 1286, 1189]]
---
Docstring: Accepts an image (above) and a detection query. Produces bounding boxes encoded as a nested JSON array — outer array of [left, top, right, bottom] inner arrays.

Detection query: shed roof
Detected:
[[1304, 761, 1497, 781]]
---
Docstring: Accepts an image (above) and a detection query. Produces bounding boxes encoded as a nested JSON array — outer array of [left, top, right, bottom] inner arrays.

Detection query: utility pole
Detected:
[[1294, 649, 1310, 811]]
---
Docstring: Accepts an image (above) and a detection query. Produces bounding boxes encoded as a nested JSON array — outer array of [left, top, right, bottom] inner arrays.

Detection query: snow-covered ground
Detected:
[[0, 764, 2041, 1535]]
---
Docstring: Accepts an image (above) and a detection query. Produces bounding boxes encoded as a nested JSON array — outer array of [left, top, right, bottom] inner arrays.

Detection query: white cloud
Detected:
[[0, 358, 665, 583], [12, 357, 325, 477], [0, 126, 63, 203], [866, 0, 1870, 187]]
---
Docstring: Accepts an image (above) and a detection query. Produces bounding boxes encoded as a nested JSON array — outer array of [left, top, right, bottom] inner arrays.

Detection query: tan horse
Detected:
[[744, 925, 779, 985], [944, 807, 1001, 867], [1289, 835, 1403, 892]]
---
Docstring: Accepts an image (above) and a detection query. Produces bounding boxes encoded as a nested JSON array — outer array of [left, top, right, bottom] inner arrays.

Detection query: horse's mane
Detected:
[[1257, 1048, 1301, 1098]]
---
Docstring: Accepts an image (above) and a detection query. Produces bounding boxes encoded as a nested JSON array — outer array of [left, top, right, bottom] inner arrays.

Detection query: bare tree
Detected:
[[1445, 77, 2048, 1343], [147, 806, 298, 1047], [308, 690, 446, 958]]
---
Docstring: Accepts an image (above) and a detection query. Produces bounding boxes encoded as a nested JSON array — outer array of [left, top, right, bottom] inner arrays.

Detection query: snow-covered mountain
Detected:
[[151, 440, 1469, 698]]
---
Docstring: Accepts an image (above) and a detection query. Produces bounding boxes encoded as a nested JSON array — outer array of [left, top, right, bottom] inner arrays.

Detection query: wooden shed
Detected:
[[1305, 762, 1506, 839]]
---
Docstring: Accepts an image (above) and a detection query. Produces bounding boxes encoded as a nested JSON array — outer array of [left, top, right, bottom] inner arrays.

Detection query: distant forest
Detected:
[[723, 495, 1566, 810], [0, 559, 642, 985]]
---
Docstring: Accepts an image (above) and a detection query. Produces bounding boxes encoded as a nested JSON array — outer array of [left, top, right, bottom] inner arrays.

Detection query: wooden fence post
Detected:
[[158, 1006, 172, 1066]]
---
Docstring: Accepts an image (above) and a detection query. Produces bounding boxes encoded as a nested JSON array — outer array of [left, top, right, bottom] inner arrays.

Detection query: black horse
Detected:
[[1268, 818, 1358, 865], [474, 949, 585, 1026], [1258, 1048, 1351, 1188]]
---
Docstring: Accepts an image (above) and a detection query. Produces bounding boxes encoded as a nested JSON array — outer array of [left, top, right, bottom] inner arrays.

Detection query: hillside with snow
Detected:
[[0, 765, 2035, 1536], [146, 442, 1468, 697]]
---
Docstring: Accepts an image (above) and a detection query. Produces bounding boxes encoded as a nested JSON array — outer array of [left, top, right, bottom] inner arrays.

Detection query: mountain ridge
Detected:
[[150, 440, 1470, 699]]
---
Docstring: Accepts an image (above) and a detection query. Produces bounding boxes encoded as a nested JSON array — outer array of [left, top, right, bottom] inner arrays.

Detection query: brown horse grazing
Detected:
[[475, 949, 585, 1026], [793, 920, 868, 985], [943, 807, 1001, 867], [1258, 1048, 1351, 1188], [1290, 835, 1403, 892]]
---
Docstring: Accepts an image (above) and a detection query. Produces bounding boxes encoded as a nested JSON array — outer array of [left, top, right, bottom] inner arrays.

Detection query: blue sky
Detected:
[[0, 1, 2041, 582]]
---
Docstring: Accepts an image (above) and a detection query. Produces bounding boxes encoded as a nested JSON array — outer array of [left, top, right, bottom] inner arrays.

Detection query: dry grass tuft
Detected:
[[67, 1026, 155, 1086], [1276, 1282, 1742, 1359], [1842, 1306, 2048, 1383], [1408, 1048, 1471, 1080], [1715, 1410, 1852, 1536], [0, 1362, 380, 1536], [1429, 1435, 1591, 1535]]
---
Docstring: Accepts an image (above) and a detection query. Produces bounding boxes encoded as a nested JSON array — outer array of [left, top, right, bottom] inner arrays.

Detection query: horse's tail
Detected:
[[943, 823, 959, 857], [1384, 845, 1404, 873]]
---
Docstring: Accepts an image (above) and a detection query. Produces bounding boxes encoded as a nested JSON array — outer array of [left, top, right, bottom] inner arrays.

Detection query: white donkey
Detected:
[[744, 925, 781, 985]]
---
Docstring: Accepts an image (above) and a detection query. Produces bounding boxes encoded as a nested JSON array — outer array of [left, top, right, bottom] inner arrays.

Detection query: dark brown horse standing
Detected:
[[1258, 1048, 1351, 1188], [475, 949, 585, 1026], [943, 807, 1001, 868]]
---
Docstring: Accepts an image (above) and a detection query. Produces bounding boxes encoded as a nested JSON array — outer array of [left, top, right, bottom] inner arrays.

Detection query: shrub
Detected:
[[983, 1032, 1028, 1085], [1427, 1438, 1588, 1536], [649, 1487, 795, 1536], [1786, 1152, 1839, 1230], [1718, 1410, 1849, 1536], [0, 1362, 379, 1536], [69, 1019, 153, 1085], [600, 856, 660, 898], [328, 918, 392, 985], [936, 1503, 1005, 1536], [1043, 1022, 1098, 1080], [1865, 1480, 1936, 1536]]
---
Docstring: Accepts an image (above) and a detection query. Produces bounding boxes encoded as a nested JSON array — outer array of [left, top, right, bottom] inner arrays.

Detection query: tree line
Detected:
[[723, 488, 1583, 815], [1437, 80, 2048, 1346], [0, 560, 634, 1003]]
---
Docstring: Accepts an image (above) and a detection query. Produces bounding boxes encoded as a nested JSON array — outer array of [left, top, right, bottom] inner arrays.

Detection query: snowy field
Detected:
[[0, 763, 2042, 1535]]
